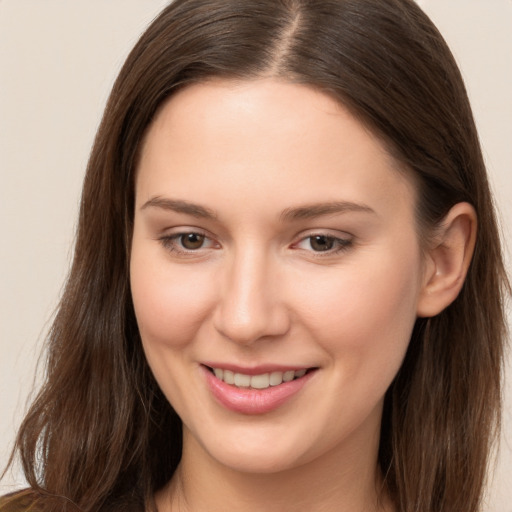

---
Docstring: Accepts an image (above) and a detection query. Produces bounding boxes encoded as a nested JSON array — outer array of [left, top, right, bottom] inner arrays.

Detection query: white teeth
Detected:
[[234, 373, 251, 387], [269, 371, 283, 386], [211, 368, 309, 389], [223, 369, 235, 384], [283, 370, 295, 382], [250, 373, 270, 389]]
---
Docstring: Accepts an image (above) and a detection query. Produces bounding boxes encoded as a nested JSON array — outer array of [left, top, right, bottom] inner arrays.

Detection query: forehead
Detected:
[[136, 79, 416, 221]]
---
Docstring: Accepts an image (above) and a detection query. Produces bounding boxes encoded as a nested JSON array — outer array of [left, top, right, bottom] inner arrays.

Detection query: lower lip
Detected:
[[201, 366, 316, 415]]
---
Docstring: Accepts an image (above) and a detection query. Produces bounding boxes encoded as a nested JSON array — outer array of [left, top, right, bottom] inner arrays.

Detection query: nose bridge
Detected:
[[214, 243, 289, 345]]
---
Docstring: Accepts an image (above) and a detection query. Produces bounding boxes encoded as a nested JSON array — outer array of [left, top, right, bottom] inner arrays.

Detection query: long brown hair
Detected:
[[2, 1, 509, 511]]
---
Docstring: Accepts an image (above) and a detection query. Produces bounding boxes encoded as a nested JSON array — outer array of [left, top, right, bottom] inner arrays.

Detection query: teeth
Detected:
[[234, 373, 251, 387], [269, 371, 283, 386], [211, 368, 309, 389], [223, 369, 235, 384], [283, 370, 295, 382], [250, 373, 270, 389]]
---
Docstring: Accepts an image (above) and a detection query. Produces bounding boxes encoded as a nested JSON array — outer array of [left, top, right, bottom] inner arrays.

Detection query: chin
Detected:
[[210, 444, 308, 474], [186, 423, 318, 475]]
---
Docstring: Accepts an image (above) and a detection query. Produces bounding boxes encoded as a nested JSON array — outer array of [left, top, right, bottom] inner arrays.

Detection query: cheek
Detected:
[[130, 247, 215, 350], [297, 249, 421, 369]]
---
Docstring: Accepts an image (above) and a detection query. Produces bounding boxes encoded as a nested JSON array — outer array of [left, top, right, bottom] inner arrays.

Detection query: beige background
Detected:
[[0, 1, 511, 509]]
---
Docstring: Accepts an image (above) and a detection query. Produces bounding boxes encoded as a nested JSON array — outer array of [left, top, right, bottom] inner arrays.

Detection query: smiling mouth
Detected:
[[206, 366, 315, 390]]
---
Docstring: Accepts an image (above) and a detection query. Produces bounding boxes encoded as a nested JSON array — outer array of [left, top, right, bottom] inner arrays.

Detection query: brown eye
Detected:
[[180, 233, 205, 250], [309, 235, 335, 251]]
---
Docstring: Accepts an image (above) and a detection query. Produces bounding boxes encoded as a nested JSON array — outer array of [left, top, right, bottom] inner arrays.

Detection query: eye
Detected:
[[294, 234, 352, 254], [309, 235, 336, 252], [159, 231, 218, 254], [180, 233, 206, 250]]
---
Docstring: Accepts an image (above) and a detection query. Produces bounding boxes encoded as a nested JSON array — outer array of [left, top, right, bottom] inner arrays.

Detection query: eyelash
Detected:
[[158, 231, 353, 257]]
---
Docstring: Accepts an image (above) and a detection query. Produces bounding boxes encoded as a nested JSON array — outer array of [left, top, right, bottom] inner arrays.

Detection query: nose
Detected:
[[213, 248, 290, 345]]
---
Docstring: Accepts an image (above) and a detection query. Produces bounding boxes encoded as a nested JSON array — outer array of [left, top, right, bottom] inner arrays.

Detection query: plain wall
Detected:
[[1, 1, 511, 510]]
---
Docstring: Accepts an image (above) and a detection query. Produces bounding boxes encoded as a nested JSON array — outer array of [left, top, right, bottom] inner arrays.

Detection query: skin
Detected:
[[130, 79, 476, 512]]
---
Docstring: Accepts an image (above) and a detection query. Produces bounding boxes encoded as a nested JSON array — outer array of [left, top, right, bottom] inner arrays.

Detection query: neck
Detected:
[[156, 422, 394, 512]]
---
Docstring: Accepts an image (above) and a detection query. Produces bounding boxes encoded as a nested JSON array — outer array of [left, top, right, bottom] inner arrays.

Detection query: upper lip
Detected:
[[201, 362, 315, 375]]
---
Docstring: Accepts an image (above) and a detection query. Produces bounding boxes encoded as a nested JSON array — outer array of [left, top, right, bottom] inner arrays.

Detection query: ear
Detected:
[[417, 202, 477, 318]]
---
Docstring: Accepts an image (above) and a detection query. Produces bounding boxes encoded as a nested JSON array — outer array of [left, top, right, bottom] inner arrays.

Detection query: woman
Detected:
[[1, 0, 509, 511]]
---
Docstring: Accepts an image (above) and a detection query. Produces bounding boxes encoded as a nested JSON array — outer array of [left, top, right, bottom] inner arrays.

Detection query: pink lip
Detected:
[[201, 365, 317, 415]]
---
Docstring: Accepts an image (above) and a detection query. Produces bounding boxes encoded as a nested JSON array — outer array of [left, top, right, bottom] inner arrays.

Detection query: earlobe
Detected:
[[417, 202, 477, 318]]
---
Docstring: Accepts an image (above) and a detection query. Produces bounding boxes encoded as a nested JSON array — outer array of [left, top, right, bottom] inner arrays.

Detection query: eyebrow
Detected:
[[140, 197, 218, 219], [279, 201, 376, 222], [140, 196, 376, 222]]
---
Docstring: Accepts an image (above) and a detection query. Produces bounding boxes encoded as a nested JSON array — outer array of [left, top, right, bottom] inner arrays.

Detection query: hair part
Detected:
[[3, 1, 509, 511]]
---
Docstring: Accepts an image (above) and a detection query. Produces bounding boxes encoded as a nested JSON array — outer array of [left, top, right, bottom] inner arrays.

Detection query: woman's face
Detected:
[[131, 79, 427, 473]]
